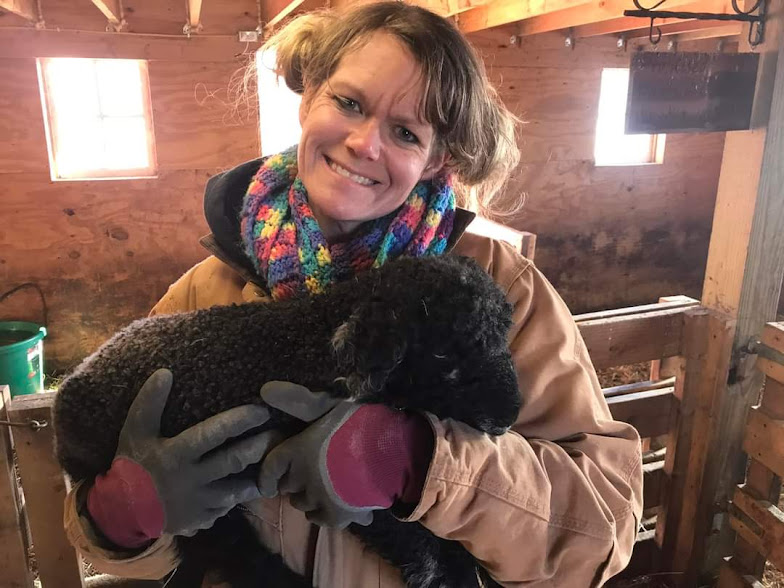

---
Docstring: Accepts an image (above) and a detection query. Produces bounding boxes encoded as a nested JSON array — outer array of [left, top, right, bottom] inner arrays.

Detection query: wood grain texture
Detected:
[[0, 59, 50, 173], [605, 387, 674, 438], [0, 385, 34, 588], [149, 60, 260, 170], [577, 306, 690, 369], [655, 309, 736, 583], [5, 389, 84, 588], [0, 29, 260, 61], [0, 0, 35, 21]]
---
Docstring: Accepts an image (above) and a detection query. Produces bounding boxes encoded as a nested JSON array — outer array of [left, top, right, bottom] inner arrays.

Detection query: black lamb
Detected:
[[54, 254, 521, 588]]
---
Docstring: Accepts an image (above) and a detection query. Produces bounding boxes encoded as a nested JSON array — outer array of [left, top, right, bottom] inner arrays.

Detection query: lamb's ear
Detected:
[[331, 302, 408, 400]]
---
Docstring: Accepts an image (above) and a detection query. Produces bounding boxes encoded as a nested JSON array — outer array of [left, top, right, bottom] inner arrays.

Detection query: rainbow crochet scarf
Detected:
[[240, 146, 456, 301]]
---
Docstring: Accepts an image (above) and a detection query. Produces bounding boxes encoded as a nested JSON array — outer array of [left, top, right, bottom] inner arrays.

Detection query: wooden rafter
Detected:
[[458, 0, 730, 35], [262, 0, 307, 29], [0, 0, 37, 21], [90, 0, 122, 24], [188, 0, 202, 28], [457, 0, 590, 34]]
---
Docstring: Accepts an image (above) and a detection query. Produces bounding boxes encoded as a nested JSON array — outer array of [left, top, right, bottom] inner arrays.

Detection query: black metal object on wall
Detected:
[[626, 51, 760, 134]]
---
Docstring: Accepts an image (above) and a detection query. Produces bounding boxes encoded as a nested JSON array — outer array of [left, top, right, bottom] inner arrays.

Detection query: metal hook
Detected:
[[649, 18, 662, 44], [634, 0, 668, 11], [0, 419, 48, 431]]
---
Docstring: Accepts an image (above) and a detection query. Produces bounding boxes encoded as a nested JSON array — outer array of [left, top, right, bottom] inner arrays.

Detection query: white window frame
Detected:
[[37, 58, 157, 181]]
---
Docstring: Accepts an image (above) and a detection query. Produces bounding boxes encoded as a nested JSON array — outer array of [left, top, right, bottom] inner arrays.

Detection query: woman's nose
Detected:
[[345, 120, 381, 161]]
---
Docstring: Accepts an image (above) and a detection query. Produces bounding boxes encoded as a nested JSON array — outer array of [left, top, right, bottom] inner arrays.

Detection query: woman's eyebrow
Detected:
[[330, 79, 429, 131]]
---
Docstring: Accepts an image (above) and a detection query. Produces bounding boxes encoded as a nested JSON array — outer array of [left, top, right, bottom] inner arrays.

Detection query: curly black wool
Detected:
[[54, 254, 520, 588]]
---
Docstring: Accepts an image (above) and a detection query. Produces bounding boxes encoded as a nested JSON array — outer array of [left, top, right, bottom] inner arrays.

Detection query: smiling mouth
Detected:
[[324, 156, 379, 187]]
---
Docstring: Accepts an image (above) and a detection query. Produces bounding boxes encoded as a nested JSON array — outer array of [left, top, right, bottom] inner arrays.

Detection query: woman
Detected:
[[64, 3, 643, 586]]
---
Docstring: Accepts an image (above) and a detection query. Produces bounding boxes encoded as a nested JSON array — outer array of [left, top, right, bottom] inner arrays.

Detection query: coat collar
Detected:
[[199, 207, 476, 292]]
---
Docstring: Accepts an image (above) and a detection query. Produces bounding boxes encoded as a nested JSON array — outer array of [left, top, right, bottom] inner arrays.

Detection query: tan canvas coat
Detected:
[[64, 230, 643, 587]]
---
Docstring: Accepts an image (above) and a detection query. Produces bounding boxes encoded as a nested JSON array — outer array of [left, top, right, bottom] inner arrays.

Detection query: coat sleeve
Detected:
[[400, 251, 643, 586], [62, 256, 249, 579]]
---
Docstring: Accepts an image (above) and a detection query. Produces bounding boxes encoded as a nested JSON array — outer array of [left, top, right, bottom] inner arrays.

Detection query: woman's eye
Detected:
[[334, 96, 361, 113], [396, 127, 419, 145]]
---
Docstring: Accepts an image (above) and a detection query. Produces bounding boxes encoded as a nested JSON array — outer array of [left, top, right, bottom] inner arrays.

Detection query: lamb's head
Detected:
[[330, 255, 521, 435]]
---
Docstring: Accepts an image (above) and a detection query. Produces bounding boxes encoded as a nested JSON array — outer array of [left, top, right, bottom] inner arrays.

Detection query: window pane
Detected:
[[95, 60, 144, 117], [257, 49, 302, 156], [594, 68, 663, 166], [102, 117, 150, 170], [39, 57, 156, 179], [44, 58, 100, 121], [55, 116, 104, 177]]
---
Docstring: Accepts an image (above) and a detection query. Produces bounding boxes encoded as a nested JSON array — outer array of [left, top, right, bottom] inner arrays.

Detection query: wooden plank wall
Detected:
[[469, 29, 729, 314], [0, 2, 260, 372]]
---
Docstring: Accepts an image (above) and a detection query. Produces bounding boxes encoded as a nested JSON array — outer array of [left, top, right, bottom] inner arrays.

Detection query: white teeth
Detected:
[[328, 159, 375, 186]]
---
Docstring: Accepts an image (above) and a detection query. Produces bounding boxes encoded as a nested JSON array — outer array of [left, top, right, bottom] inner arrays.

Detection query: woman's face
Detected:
[[297, 33, 445, 240]]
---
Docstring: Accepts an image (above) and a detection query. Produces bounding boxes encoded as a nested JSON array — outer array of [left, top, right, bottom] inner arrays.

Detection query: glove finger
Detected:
[[289, 491, 319, 513], [279, 469, 306, 495], [120, 369, 173, 441], [170, 404, 270, 459], [199, 430, 284, 482], [205, 478, 264, 508], [260, 381, 340, 422], [258, 444, 294, 498]]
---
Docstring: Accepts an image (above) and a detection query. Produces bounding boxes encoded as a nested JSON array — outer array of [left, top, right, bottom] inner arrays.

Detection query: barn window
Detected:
[[256, 49, 302, 156], [594, 68, 665, 166], [37, 58, 157, 180]]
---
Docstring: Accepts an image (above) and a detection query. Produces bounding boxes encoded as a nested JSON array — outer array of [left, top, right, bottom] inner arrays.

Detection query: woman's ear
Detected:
[[420, 150, 449, 181]]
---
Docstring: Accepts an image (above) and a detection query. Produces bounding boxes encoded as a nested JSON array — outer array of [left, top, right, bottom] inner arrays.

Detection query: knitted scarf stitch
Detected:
[[240, 146, 456, 301]]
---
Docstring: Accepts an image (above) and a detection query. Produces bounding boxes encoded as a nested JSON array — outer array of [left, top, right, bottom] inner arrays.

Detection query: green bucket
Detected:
[[0, 321, 47, 398]]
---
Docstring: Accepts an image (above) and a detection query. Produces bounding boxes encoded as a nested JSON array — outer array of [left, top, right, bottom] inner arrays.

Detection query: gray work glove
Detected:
[[115, 369, 282, 537], [257, 381, 375, 529]]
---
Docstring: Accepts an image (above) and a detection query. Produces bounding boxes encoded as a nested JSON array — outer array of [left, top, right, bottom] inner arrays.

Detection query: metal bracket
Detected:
[[624, 0, 767, 47]]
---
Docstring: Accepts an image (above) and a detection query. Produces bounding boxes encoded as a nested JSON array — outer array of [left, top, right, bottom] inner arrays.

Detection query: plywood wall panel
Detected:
[[150, 60, 260, 170], [0, 59, 50, 173], [0, 169, 214, 369], [469, 29, 727, 313]]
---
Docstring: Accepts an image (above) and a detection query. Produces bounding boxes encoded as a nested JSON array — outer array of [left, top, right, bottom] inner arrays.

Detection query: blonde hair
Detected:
[[263, 1, 521, 217]]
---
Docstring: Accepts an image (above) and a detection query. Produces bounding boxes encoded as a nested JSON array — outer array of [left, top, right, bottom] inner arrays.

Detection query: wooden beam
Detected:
[[656, 309, 736, 584], [458, 0, 590, 34], [575, 0, 729, 38], [262, 0, 308, 30], [697, 0, 784, 573], [90, 0, 121, 24], [575, 303, 698, 370], [188, 0, 202, 28], [0, 29, 258, 61], [0, 0, 36, 21]]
